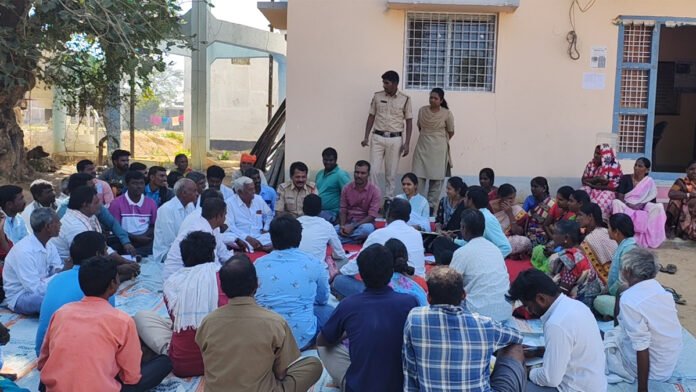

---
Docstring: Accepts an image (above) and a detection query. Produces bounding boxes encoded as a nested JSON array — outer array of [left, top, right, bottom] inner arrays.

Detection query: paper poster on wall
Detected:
[[583, 73, 606, 90], [591, 46, 607, 68]]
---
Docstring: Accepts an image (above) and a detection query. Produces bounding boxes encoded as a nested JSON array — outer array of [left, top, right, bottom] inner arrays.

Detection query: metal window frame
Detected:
[[403, 11, 498, 92], [612, 16, 696, 180]]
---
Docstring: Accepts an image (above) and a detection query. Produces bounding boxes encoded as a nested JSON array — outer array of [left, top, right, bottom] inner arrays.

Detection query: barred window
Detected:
[[405, 12, 497, 92], [616, 24, 655, 154]]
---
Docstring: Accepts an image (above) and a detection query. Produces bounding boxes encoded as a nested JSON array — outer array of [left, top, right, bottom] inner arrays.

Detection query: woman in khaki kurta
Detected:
[[412, 88, 455, 209]]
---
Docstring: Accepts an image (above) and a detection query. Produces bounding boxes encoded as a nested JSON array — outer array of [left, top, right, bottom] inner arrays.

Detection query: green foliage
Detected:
[[165, 148, 190, 164], [218, 151, 231, 161], [0, 0, 191, 115], [163, 131, 184, 143]]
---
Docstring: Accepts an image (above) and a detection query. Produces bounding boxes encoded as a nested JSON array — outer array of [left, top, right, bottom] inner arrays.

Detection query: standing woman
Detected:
[[412, 88, 454, 210], [581, 144, 623, 221]]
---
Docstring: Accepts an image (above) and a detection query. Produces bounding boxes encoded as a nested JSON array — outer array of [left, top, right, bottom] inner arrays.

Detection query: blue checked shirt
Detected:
[[403, 304, 523, 392]]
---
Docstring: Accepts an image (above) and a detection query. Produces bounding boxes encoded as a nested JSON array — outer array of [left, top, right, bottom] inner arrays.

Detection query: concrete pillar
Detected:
[[52, 89, 66, 154], [190, 1, 210, 170], [276, 57, 287, 101], [183, 56, 192, 150]]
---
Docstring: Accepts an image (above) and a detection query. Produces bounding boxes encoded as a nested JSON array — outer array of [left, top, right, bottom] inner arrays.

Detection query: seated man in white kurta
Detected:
[[162, 195, 232, 281], [221, 177, 273, 252], [3, 208, 64, 315], [604, 248, 682, 388]]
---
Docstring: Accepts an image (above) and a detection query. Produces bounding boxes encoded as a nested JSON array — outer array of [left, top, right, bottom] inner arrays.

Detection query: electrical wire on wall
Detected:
[[568, 0, 598, 60]]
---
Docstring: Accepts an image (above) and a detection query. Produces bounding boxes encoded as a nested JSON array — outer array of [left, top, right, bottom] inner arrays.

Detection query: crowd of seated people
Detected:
[[0, 142, 691, 392]]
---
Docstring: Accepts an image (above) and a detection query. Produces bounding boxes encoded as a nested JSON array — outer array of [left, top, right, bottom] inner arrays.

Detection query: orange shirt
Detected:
[[38, 297, 142, 392]]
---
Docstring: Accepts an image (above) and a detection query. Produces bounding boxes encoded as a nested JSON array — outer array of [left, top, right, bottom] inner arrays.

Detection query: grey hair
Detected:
[[173, 178, 195, 196], [30, 179, 52, 187], [233, 176, 254, 193], [621, 247, 658, 282], [30, 207, 59, 233], [185, 171, 206, 183]]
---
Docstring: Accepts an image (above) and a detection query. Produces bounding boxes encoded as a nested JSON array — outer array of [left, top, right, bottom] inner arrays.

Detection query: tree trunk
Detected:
[[0, 106, 30, 180], [0, 0, 33, 180], [103, 80, 122, 159]]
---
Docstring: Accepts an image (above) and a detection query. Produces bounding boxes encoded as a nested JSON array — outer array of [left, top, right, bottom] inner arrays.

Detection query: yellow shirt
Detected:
[[369, 90, 413, 133], [275, 181, 317, 217]]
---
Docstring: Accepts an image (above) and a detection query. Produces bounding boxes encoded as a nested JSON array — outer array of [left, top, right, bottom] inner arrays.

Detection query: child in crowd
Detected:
[[548, 220, 593, 301]]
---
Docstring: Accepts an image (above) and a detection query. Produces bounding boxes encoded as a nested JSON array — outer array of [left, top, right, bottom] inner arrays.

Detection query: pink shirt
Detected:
[[95, 179, 115, 206], [340, 182, 382, 223], [108, 192, 158, 236], [38, 297, 142, 392]]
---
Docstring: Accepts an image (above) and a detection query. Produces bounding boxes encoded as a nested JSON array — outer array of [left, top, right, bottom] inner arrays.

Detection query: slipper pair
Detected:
[[663, 286, 687, 305], [659, 263, 677, 274]]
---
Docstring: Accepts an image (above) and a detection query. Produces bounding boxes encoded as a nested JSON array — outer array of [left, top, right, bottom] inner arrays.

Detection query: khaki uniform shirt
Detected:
[[369, 90, 413, 133], [275, 181, 317, 217], [195, 297, 300, 392]]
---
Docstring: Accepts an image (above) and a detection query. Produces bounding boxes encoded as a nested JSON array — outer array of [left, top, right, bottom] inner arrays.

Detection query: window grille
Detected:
[[406, 13, 497, 92], [620, 69, 649, 109], [616, 24, 654, 153], [618, 115, 647, 154], [622, 25, 652, 64]]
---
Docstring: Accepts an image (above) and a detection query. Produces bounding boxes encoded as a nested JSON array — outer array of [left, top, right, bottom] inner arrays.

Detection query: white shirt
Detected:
[[22, 202, 58, 234], [617, 279, 682, 381], [530, 294, 607, 392], [395, 193, 431, 231], [341, 220, 425, 277], [162, 210, 233, 281], [3, 234, 63, 310], [50, 209, 115, 261], [298, 215, 346, 261], [152, 196, 194, 263], [219, 185, 235, 201], [449, 237, 511, 322], [21, 201, 38, 234], [223, 194, 272, 243]]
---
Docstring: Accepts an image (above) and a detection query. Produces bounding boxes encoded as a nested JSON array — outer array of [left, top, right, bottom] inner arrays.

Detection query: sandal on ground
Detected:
[[659, 263, 678, 274], [663, 286, 687, 305]]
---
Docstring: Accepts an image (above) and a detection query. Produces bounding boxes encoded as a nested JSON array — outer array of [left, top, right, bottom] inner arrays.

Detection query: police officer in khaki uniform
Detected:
[[275, 161, 317, 217], [361, 70, 413, 199]]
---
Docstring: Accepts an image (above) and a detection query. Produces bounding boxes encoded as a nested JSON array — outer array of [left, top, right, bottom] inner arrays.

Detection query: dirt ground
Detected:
[[653, 241, 696, 333]]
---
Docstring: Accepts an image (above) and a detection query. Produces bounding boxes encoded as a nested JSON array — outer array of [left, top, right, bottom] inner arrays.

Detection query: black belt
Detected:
[[374, 130, 402, 138]]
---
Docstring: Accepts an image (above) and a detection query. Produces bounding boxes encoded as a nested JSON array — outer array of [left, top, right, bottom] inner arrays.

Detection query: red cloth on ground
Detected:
[[247, 251, 269, 262], [0, 236, 12, 260], [167, 272, 228, 377]]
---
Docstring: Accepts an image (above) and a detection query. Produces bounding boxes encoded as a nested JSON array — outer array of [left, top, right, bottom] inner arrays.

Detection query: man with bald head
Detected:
[[152, 178, 198, 263], [196, 255, 322, 392]]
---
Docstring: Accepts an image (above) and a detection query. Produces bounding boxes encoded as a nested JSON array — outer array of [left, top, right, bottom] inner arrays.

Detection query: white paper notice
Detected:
[[591, 46, 608, 68], [583, 72, 606, 90]]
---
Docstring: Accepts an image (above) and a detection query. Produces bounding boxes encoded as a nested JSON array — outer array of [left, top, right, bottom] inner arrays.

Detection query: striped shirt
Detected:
[[108, 192, 157, 236], [403, 304, 523, 392]]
